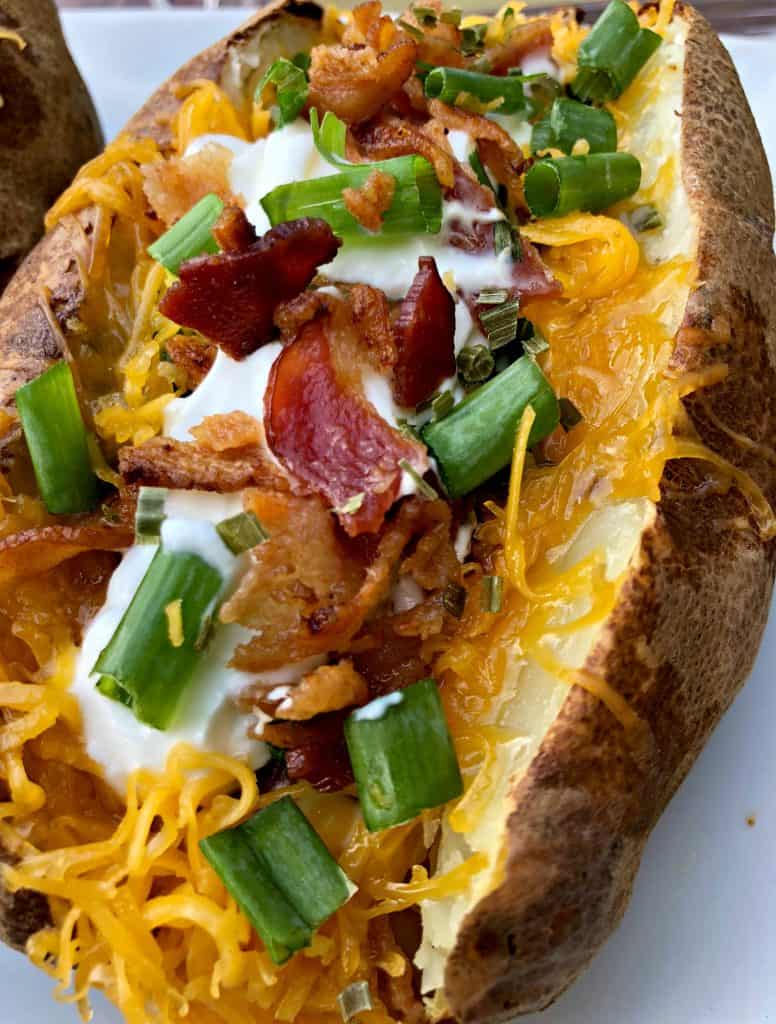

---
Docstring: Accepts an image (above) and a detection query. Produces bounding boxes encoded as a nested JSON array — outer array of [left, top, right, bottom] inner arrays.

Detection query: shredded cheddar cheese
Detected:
[[0, 28, 25, 50], [172, 80, 250, 156]]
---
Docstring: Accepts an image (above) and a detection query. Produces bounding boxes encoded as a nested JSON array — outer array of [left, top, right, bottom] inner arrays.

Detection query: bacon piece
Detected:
[[343, 0, 383, 44], [488, 17, 553, 73], [0, 514, 133, 585], [343, 168, 396, 233], [119, 437, 292, 493], [351, 114, 455, 188], [392, 257, 455, 408], [159, 219, 341, 360], [446, 162, 500, 254], [189, 411, 263, 452], [261, 712, 354, 792], [477, 137, 528, 220], [143, 144, 234, 227], [264, 314, 429, 536], [428, 98, 524, 168], [308, 38, 418, 125], [351, 284, 397, 371], [352, 626, 430, 697], [510, 238, 563, 300], [212, 205, 256, 252], [164, 335, 216, 388], [257, 661, 368, 721], [401, 504, 460, 590], [370, 918, 427, 1024]]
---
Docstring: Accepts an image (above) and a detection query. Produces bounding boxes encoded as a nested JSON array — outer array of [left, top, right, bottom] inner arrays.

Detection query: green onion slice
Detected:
[[531, 97, 617, 155], [422, 355, 559, 497], [521, 322, 550, 358], [135, 486, 168, 544], [461, 22, 487, 55], [147, 193, 224, 274], [338, 981, 373, 1023], [479, 298, 520, 351], [411, 5, 438, 26], [524, 152, 641, 218], [398, 459, 438, 500], [457, 344, 495, 386], [481, 574, 503, 612], [216, 511, 268, 554], [201, 796, 354, 964], [424, 66, 527, 115], [345, 679, 463, 832], [440, 8, 462, 25], [630, 203, 663, 231], [571, 0, 661, 103], [431, 390, 454, 421], [94, 548, 223, 729], [15, 361, 99, 515], [258, 58, 309, 128], [310, 108, 350, 169]]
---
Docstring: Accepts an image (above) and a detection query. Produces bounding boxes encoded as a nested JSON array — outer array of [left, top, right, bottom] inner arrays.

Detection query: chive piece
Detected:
[[440, 8, 462, 25], [15, 361, 99, 515], [216, 511, 268, 555], [461, 23, 487, 56], [630, 204, 663, 232], [397, 18, 424, 40], [468, 149, 495, 193], [457, 345, 495, 386], [338, 981, 373, 1023], [261, 155, 442, 237], [525, 73, 563, 120], [291, 51, 312, 72], [481, 575, 503, 612], [494, 220, 522, 261], [521, 324, 550, 358], [442, 582, 467, 618], [344, 679, 463, 832], [479, 299, 520, 351], [258, 58, 309, 128], [333, 493, 366, 516], [431, 391, 454, 421], [147, 194, 224, 274], [398, 459, 438, 500], [422, 356, 559, 497], [559, 396, 584, 430], [95, 675, 132, 708], [571, 0, 661, 103], [424, 67, 526, 115], [135, 486, 168, 544], [94, 548, 223, 729], [411, 5, 438, 26], [531, 97, 617, 155], [524, 153, 641, 218], [476, 288, 509, 305]]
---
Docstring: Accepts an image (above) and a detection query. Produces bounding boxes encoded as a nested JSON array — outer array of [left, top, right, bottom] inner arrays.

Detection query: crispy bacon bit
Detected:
[[428, 98, 524, 168], [212, 205, 256, 252], [265, 661, 368, 721], [262, 713, 354, 793], [0, 515, 133, 585], [401, 505, 460, 590], [164, 335, 216, 388], [143, 145, 234, 228], [477, 137, 528, 219], [511, 239, 563, 300], [308, 37, 418, 125], [159, 218, 341, 360], [446, 162, 500, 254], [392, 257, 455, 407], [370, 917, 428, 1024], [351, 283, 397, 371], [343, 0, 383, 44], [488, 16, 553, 73], [189, 411, 263, 452], [343, 168, 396, 233], [264, 313, 429, 536], [119, 437, 292, 493], [351, 114, 455, 188], [398, 0, 464, 69], [352, 625, 430, 697]]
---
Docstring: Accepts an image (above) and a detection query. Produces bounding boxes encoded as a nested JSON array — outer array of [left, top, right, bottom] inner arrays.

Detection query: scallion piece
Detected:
[[94, 548, 223, 729], [135, 486, 167, 544], [216, 511, 268, 554], [571, 0, 661, 103], [411, 5, 438, 26], [422, 355, 559, 497], [461, 22, 487, 56], [478, 298, 520, 350], [481, 575, 503, 612], [524, 152, 641, 218], [531, 97, 617, 155], [258, 57, 309, 127], [440, 8, 462, 25], [345, 679, 463, 832], [15, 361, 99, 515], [147, 193, 224, 274], [338, 981, 373, 1023], [431, 390, 454, 421], [398, 459, 438, 500], [457, 344, 495, 386], [476, 288, 509, 305], [201, 796, 354, 964], [494, 219, 522, 261], [521, 323, 550, 358], [630, 203, 663, 231], [424, 66, 526, 115]]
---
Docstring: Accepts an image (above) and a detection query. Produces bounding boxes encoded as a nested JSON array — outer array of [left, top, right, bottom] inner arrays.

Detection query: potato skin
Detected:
[[443, 6, 776, 1019], [0, 0, 102, 289]]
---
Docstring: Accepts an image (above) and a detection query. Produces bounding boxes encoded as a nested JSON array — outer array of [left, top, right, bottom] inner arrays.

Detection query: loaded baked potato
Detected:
[[0, 1, 773, 1023]]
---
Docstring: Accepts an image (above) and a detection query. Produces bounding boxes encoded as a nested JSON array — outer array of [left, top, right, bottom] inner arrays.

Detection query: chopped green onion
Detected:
[[216, 511, 268, 554], [333, 493, 366, 516], [571, 0, 661, 103], [424, 66, 526, 115], [440, 7, 462, 25], [345, 679, 463, 831], [338, 981, 373, 1023], [461, 22, 487, 56], [524, 153, 641, 218], [479, 298, 520, 350], [559, 396, 584, 430], [442, 582, 467, 618], [94, 548, 223, 729], [135, 486, 167, 544], [258, 58, 309, 128], [494, 219, 522, 261], [309, 108, 350, 169], [468, 149, 495, 193], [457, 344, 495, 386], [291, 51, 312, 73], [525, 73, 563, 120], [148, 193, 224, 274], [481, 575, 503, 612], [630, 203, 663, 231], [15, 361, 99, 515], [95, 675, 132, 708], [531, 97, 617, 155], [422, 355, 559, 497], [397, 17, 424, 40], [431, 390, 454, 421], [411, 5, 438, 26], [398, 459, 438, 500], [476, 288, 509, 305], [521, 323, 550, 357]]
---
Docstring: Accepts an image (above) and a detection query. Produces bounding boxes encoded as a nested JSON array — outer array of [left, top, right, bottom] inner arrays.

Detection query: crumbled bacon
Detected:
[[261, 712, 354, 792], [352, 625, 430, 697], [370, 917, 428, 1024], [143, 146, 235, 228], [350, 284, 397, 371], [159, 218, 341, 360], [392, 257, 455, 408], [488, 16, 553, 73], [343, 0, 383, 44], [350, 113, 455, 188], [264, 312, 429, 536], [212, 205, 256, 252], [189, 411, 263, 452], [343, 168, 396, 233], [428, 98, 524, 168], [255, 661, 368, 721], [477, 137, 528, 219], [119, 437, 293, 493], [401, 505, 460, 590], [164, 335, 216, 388]]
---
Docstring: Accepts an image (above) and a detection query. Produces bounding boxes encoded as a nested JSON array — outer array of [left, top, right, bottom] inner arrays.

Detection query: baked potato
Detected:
[[0, 0, 102, 290], [0, 2, 773, 1023]]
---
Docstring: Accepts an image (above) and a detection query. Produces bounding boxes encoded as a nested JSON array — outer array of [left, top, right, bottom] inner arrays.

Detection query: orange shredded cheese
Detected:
[[172, 80, 250, 155]]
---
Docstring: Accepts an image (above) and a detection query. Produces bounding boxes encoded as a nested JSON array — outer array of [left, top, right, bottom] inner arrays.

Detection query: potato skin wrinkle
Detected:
[[0, 2, 774, 1021]]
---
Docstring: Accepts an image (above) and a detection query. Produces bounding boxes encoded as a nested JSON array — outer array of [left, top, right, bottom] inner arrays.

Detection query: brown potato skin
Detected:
[[0, 0, 102, 289], [0, 4, 774, 1020], [444, 6, 776, 1019]]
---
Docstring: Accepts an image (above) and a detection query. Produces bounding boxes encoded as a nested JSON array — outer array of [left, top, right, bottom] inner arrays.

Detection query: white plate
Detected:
[[1, 11, 774, 1024]]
